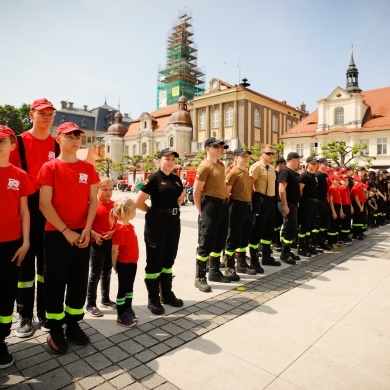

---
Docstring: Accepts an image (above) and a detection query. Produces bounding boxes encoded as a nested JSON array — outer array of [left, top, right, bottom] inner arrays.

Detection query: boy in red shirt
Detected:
[[339, 175, 353, 245], [86, 178, 116, 317], [37, 122, 99, 355], [9, 98, 57, 337], [0, 126, 34, 368], [327, 175, 345, 249], [351, 176, 366, 240]]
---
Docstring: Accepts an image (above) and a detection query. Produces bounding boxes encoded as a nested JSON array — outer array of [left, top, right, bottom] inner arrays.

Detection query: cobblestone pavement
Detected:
[[2, 193, 389, 389]]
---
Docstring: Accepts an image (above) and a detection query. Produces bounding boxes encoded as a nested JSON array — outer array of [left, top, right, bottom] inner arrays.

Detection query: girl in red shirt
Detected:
[[110, 198, 139, 328], [339, 175, 353, 245], [327, 175, 345, 249]]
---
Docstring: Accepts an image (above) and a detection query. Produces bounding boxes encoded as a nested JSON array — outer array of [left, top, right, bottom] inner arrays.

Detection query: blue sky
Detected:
[[1, 0, 389, 118]]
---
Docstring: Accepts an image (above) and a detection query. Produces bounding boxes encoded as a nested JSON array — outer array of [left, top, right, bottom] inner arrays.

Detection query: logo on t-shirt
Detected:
[[79, 173, 88, 184], [48, 151, 55, 160], [8, 178, 20, 190]]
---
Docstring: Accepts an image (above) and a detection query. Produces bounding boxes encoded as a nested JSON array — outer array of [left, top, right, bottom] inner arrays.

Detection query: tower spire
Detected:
[[346, 45, 361, 93]]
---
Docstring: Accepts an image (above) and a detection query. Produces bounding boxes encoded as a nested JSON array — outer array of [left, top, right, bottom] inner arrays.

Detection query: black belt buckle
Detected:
[[172, 208, 178, 215]]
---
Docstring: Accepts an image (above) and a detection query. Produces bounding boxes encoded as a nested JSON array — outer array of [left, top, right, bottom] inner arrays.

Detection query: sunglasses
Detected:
[[263, 152, 275, 156], [211, 144, 225, 149]]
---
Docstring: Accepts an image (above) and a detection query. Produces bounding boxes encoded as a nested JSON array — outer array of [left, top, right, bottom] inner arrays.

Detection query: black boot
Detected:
[[195, 260, 212, 292], [261, 244, 281, 267], [311, 232, 323, 253], [159, 273, 183, 307], [249, 247, 265, 273], [272, 230, 282, 252], [306, 236, 318, 255], [298, 235, 311, 257], [318, 231, 331, 250], [280, 243, 298, 265], [144, 278, 165, 315], [208, 256, 231, 283], [235, 252, 256, 275], [224, 254, 240, 281]]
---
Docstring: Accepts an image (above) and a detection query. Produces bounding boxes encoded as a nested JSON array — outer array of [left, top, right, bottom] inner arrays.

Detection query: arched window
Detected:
[[124, 145, 129, 155], [132, 144, 137, 155], [212, 131, 217, 138], [169, 136, 174, 148], [142, 142, 147, 155], [254, 108, 261, 128], [334, 107, 344, 125], [272, 114, 278, 133], [225, 107, 233, 126], [211, 110, 219, 128], [199, 112, 206, 130], [107, 145, 110, 154], [144, 121, 147, 129]]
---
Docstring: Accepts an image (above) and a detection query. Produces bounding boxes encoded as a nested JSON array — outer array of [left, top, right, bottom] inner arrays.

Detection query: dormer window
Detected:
[[334, 107, 344, 125]]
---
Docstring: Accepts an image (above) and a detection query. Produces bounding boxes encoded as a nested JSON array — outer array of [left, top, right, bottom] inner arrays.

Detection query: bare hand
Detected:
[[63, 229, 82, 246], [11, 243, 30, 266]]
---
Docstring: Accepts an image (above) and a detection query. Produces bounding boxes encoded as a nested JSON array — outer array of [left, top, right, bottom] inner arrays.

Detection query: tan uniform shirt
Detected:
[[226, 166, 252, 202], [249, 160, 276, 196], [196, 159, 226, 200]]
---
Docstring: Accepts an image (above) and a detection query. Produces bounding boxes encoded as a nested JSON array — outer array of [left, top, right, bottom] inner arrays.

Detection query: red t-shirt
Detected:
[[92, 200, 115, 236], [0, 165, 35, 242], [339, 186, 351, 205], [351, 184, 366, 203], [10, 132, 56, 190], [36, 159, 100, 231], [112, 224, 139, 264], [328, 186, 342, 205]]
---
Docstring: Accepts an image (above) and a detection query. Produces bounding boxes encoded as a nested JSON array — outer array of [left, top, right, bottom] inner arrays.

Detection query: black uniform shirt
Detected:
[[141, 169, 183, 208], [299, 171, 318, 199], [314, 171, 328, 199], [278, 167, 300, 204]]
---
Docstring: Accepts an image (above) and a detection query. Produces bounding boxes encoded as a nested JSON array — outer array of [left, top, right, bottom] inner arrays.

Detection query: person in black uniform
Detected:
[[298, 156, 319, 257], [314, 158, 331, 250], [278, 152, 301, 264], [135, 148, 184, 315], [272, 157, 286, 251]]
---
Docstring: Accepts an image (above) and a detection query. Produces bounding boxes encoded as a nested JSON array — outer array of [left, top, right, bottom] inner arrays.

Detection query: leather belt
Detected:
[[203, 196, 228, 204], [151, 207, 179, 215]]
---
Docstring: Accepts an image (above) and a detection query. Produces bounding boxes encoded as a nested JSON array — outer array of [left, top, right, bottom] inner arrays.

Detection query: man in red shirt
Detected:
[[10, 98, 57, 338]]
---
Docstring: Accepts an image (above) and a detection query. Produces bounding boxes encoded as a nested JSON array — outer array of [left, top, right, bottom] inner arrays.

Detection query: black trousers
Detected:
[[144, 210, 180, 275], [116, 262, 137, 315], [87, 239, 113, 306], [225, 200, 251, 252], [299, 198, 318, 235], [44, 230, 90, 330], [278, 202, 298, 244], [197, 197, 228, 258], [0, 240, 20, 340], [250, 193, 275, 246], [316, 198, 330, 232], [17, 191, 45, 319]]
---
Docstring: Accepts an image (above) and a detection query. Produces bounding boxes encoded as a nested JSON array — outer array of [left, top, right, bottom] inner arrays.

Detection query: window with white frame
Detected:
[[377, 138, 387, 155], [142, 142, 147, 155], [211, 110, 219, 128], [360, 139, 369, 155], [310, 142, 319, 155], [254, 108, 261, 128], [169, 136, 174, 148], [334, 107, 344, 125], [296, 143, 303, 157], [225, 107, 233, 126], [272, 114, 278, 133], [132, 144, 137, 155], [199, 112, 206, 130], [156, 142, 160, 151], [124, 145, 129, 155], [287, 121, 291, 131]]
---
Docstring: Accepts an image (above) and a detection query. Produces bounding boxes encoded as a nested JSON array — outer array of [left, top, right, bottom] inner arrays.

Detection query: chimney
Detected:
[[83, 105, 88, 111], [61, 101, 67, 109], [124, 113, 129, 118], [68, 102, 74, 110]]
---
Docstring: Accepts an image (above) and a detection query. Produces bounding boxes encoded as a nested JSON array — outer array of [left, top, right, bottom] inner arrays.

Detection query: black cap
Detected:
[[318, 157, 329, 164], [345, 165, 354, 171], [204, 137, 228, 149], [275, 157, 286, 165], [157, 148, 179, 159], [358, 166, 366, 171], [234, 148, 252, 156], [306, 156, 319, 164], [286, 152, 300, 161]]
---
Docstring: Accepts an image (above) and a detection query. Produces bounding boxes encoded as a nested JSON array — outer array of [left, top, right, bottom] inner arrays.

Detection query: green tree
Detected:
[[19, 103, 32, 131], [95, 158, 121, 177], [321, 140, 374, 167], [0, 105, 24, 134]]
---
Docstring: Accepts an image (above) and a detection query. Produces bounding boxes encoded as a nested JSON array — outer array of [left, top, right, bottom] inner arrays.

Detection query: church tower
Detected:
[[346, 46, 362, 93]]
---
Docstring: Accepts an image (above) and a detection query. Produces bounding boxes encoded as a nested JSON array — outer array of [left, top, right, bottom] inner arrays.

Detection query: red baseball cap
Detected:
[[325, 167, 334, 173], [329, 174, 340, 181], [30, 98, 56, 111], [354, 175, 362, 181], [56, 122, 85, 136], [0, 125, 17, 142]]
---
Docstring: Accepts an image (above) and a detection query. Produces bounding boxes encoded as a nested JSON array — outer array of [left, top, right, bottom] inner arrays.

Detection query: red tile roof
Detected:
[[281, 86, 390, 138]]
